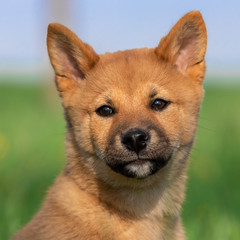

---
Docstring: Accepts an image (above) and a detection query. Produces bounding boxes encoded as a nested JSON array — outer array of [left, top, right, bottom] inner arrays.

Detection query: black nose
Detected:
[[122, 129, 149, 154]]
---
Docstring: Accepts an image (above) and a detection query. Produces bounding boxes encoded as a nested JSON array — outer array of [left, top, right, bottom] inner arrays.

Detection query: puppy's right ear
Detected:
[[47, 23, 99, 92], [155, 11, 207, 83]]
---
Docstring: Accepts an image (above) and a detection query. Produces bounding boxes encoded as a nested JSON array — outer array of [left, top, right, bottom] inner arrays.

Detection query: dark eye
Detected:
[[151, 99, 169, 111], [96, 105, 115, 117]]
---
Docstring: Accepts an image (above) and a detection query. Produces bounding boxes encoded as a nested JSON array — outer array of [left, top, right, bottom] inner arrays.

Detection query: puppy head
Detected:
[[47, 11, 207, 181]]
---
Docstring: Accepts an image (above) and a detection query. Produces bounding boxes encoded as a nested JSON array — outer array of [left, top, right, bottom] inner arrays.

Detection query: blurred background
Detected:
[[0, 0, 239, 239]]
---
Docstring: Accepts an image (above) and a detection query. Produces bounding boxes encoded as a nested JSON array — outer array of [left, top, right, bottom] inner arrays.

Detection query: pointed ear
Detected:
[[155, 11, 207, 82], [47, 23, 99, 92]]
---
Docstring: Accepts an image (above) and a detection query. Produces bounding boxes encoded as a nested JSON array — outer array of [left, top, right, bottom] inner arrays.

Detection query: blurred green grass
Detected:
[[0, 80, 240, 239]]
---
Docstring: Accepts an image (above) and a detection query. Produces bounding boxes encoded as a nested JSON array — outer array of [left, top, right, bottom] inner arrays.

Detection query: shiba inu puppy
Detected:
[[12, 11, 207, 240]]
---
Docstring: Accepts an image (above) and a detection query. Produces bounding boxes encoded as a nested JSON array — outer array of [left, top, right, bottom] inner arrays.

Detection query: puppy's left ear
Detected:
[[155, 11, 207, 82], [47, 23, 99, 93]]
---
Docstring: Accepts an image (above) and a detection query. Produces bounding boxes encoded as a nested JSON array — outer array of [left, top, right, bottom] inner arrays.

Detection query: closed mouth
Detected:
[[106, 156, 171, 179]]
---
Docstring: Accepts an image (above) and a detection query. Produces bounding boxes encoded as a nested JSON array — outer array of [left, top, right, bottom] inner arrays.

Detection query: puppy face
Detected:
[[73, 52, 203, 179], [47, 11, 207, 181]]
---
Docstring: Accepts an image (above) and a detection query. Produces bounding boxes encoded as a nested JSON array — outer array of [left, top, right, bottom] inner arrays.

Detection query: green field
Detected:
[[1, 80, 240, 239]]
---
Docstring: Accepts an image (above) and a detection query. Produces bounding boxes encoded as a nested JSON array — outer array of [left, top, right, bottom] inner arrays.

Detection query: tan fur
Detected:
[[12, 11, 207, 240]]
